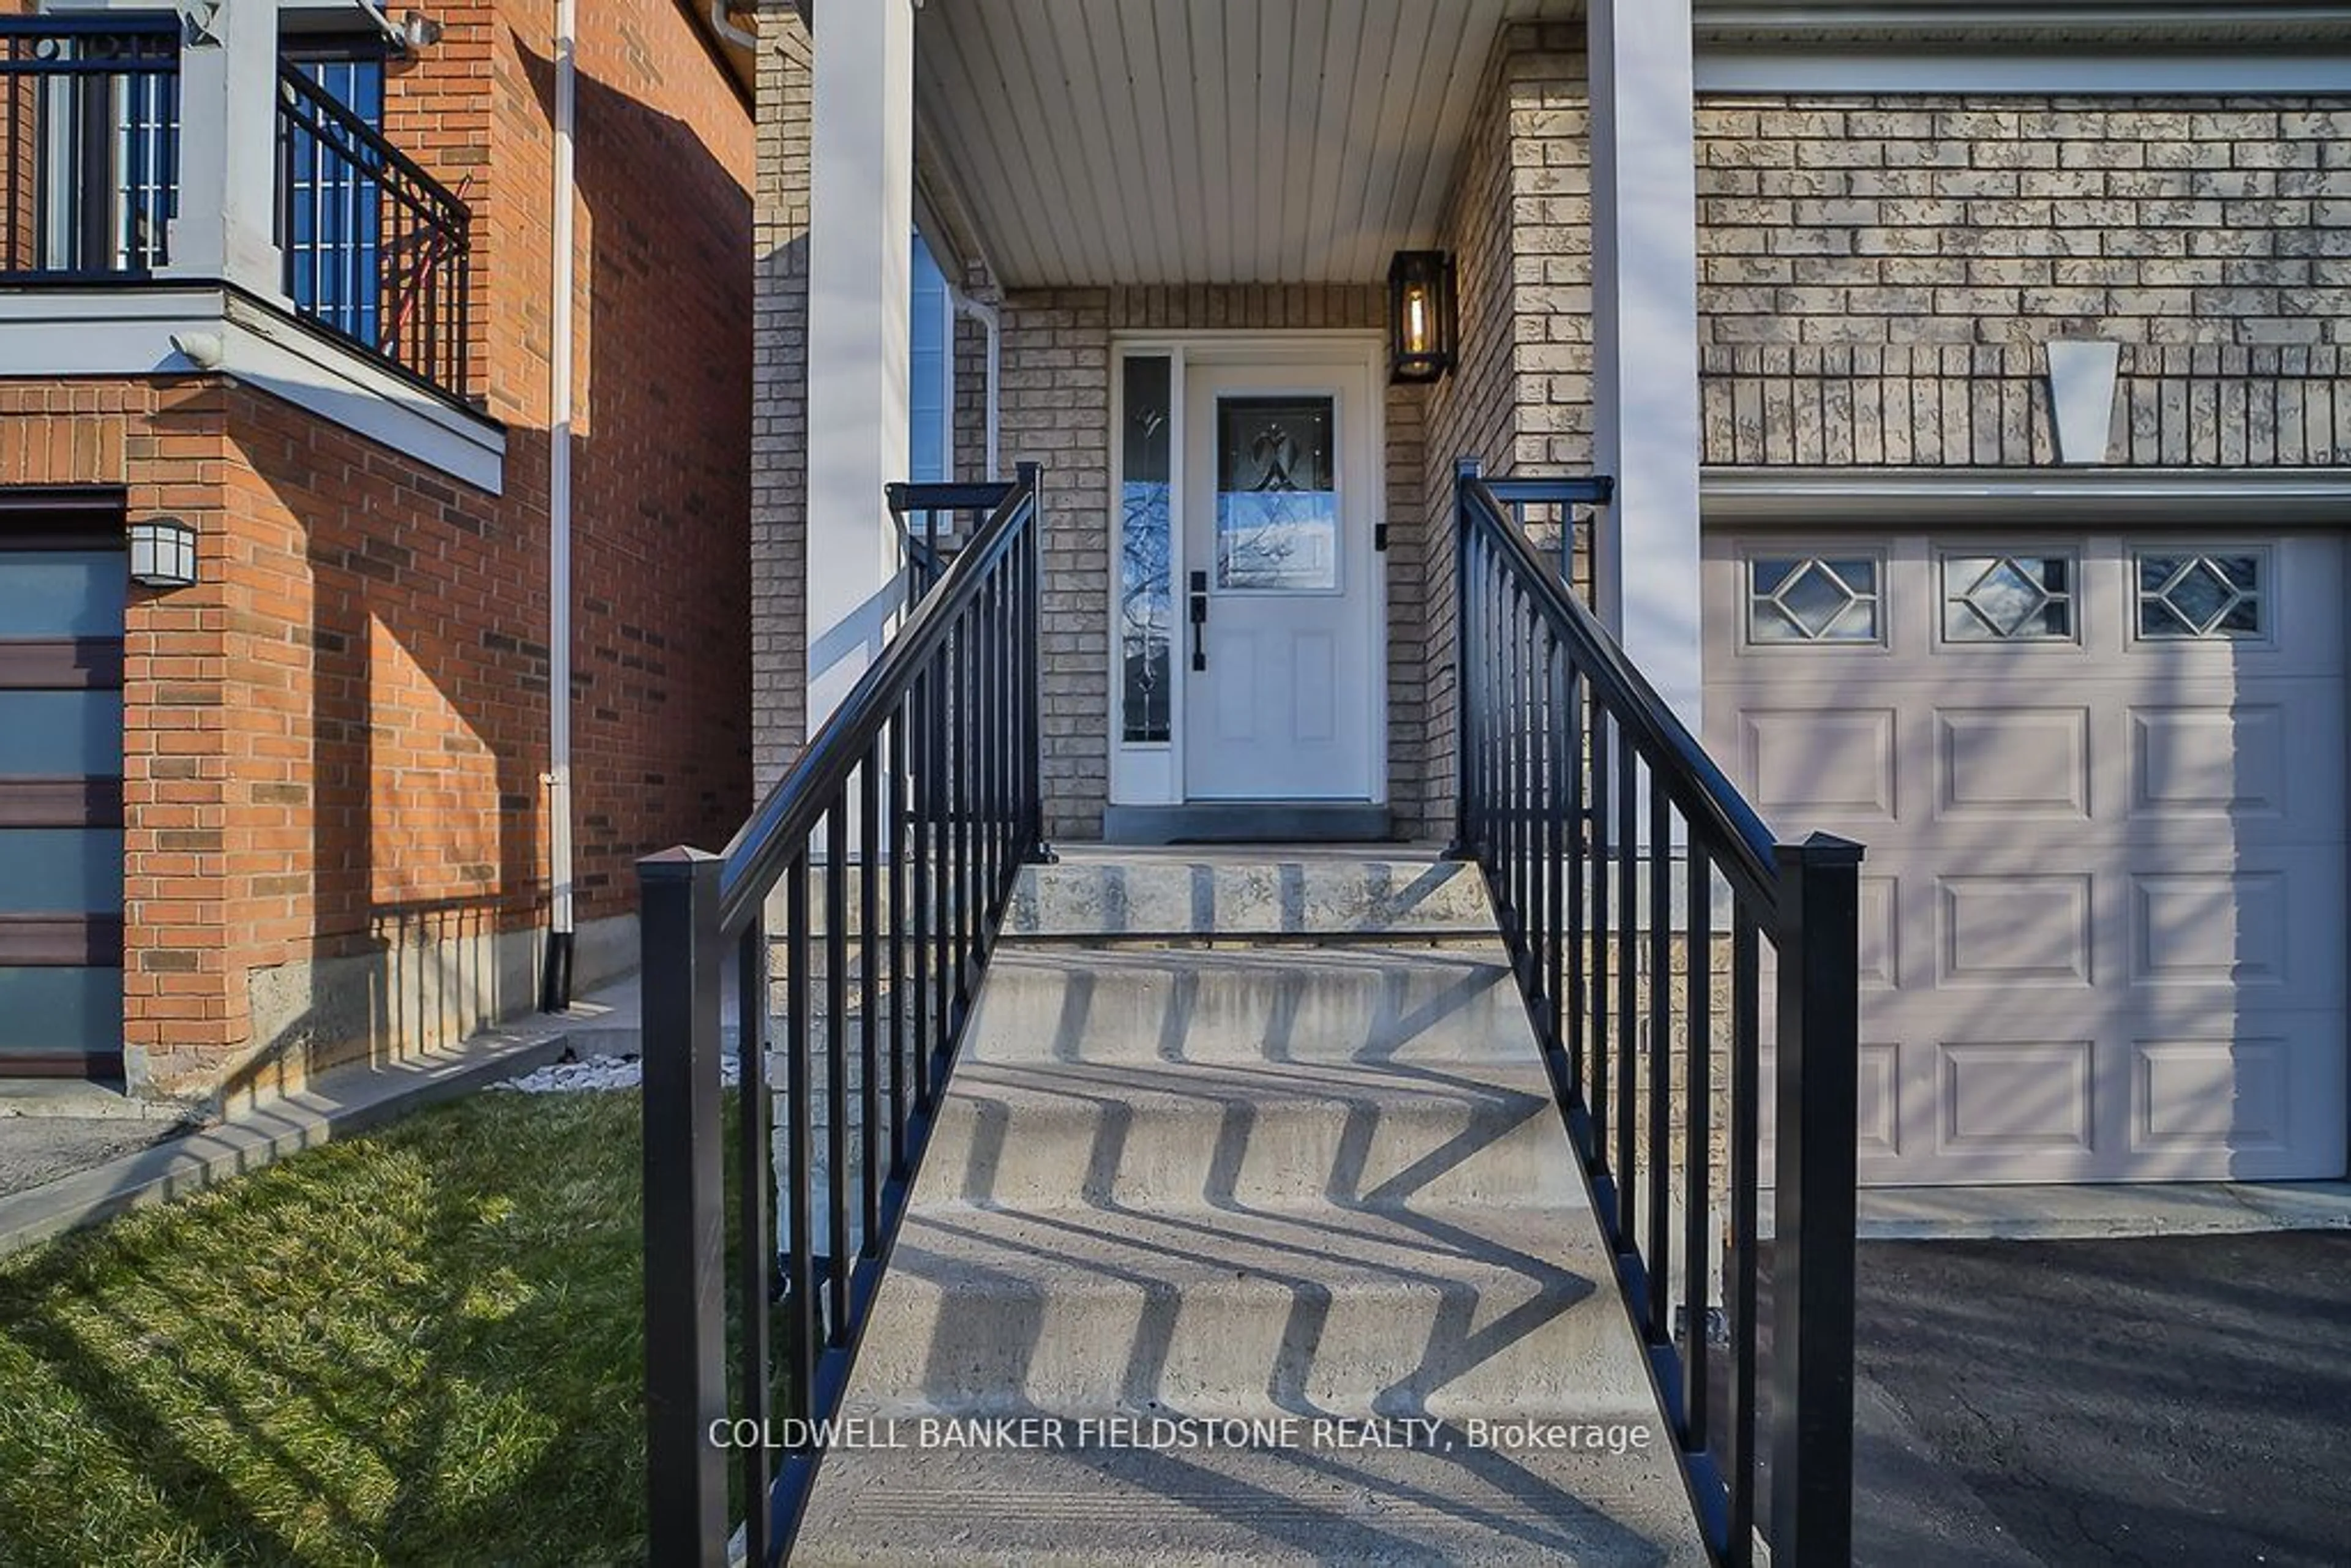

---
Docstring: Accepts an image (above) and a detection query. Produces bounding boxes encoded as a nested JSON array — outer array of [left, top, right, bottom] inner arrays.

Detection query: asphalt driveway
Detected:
[[1854, 1230, 2351, 1567]]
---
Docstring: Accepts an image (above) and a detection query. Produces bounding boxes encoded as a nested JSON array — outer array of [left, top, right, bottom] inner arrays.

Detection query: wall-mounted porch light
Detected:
[[1387, 249, 1456, 384], [128, 517, 197, 589]]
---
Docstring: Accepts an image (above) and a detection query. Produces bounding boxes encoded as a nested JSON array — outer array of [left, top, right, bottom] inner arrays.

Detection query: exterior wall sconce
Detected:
[[128, 516, 198, 589], [1387, 249, 1457, 384]]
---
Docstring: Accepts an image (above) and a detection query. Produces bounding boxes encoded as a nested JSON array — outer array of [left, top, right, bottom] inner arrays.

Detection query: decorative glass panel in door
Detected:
[[1214, 397, 1339, 592]]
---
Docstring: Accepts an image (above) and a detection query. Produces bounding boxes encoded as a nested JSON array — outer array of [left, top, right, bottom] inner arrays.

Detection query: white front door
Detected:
[[1180, 358, 1380, 801]]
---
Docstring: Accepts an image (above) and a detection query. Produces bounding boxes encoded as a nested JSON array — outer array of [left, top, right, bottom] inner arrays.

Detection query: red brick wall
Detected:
[[0, 0, 753, 1098]]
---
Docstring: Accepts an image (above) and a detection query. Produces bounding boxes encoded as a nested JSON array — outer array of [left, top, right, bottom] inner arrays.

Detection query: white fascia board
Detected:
[[1703, 467, 2351, 525], [0, 287, 504, 493], [1696, 49, 2351, 94]]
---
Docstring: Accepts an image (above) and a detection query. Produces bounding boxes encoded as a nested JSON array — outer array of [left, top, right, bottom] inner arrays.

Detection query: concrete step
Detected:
[[964, 943, 1537, 1067], [1006, 851, 1494, 940], [919, 1059, 1580, 1210], [793, 1435, 1712, 1566], [841, 1202, 1654, 1423]]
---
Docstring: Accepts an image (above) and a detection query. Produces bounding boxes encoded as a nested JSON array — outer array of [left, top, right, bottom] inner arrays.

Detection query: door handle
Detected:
[[1188, 570, 1208, 672]]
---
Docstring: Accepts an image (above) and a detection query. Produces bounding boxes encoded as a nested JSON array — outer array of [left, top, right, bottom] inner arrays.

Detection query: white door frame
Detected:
[[1107, 331, 1388, 811]]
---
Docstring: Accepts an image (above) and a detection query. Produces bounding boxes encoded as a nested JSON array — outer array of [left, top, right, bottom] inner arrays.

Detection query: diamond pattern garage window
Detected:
[[2137, 552, 2263, 640], [1943, 554, 2075, 642], [1747, 557, 1881, 644]]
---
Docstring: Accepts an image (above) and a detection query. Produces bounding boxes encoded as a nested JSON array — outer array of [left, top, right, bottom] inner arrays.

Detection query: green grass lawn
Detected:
[[0, 1090, 652, 1567]]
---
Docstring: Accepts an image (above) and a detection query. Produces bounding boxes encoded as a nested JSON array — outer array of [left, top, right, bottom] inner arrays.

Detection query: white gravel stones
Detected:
[[493, 1048, 742, 1094]]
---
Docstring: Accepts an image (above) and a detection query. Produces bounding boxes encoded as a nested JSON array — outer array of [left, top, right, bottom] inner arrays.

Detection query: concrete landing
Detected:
[[791, 854, 1708, 1564]]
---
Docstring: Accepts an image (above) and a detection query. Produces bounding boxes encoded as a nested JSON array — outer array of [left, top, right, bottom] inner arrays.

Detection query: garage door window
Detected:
[[1942, 553, 2075, 643], [1747, 556, 1881, 645], [2137, 552, 2265, 640]]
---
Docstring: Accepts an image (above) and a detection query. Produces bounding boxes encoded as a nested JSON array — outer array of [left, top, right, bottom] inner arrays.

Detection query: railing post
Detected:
[[1442, 456, 1482, 860], [639, 846, 729, 1566], [1770, 830, 1864, 1567], [1016, 460, 1057, 864], [163, 0, 286, 300]]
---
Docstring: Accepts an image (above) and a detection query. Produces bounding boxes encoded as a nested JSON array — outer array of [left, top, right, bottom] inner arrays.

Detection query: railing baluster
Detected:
[[1589, 707, 1612, 1176], [888, 698, 909, 1177], [735, 917, 774, 1567], [1728, 907, 1761, 1567], [1647, 770, 1673, 1341], [1615, 729, 1638, 1247], [912, 661, 936, 1117], [1684, 844, 1712, 1454], [824, 799, 850, 1338], [858, 743, 882, 1255]]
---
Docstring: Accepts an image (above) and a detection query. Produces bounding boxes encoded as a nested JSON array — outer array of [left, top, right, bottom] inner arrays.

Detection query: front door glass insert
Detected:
[[1215, 396, 1338, 591]]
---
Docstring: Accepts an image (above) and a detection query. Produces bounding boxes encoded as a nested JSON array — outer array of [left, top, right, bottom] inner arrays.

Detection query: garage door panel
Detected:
[[1933, 707, 2091, 822], [1936, 872, 2095, 989], [1709, 530, 2348, 1184], [1734, 705, 1897, 821]]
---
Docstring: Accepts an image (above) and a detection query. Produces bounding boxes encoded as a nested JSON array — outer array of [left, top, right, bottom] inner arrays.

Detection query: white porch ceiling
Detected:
[[913, 0, 1583, 288]]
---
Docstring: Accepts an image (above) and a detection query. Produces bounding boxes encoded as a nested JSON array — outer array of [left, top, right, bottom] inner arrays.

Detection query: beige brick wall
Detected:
[[1697, 96, 2351, 465], [1421, 25, 1598, 834]]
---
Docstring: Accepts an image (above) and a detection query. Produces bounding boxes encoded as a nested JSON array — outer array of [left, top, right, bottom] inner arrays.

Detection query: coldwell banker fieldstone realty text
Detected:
[[709, 1416, 1657, 1456]]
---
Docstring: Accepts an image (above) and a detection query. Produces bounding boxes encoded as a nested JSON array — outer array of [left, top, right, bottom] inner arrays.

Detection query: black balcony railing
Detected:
[[0, 14, 180, 280], [1450, 460, 1862, 1566], [276, 63, 470, 399], [640, 464, 1048, 1566]]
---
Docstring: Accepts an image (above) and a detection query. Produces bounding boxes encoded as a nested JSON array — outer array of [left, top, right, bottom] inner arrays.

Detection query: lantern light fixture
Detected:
[[1387, 249, 1456, 384], [128, 516, 197, 590]]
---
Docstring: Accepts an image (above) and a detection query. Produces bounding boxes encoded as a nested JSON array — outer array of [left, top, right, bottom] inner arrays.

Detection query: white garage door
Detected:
[[1706, 531, 2349, 1185]]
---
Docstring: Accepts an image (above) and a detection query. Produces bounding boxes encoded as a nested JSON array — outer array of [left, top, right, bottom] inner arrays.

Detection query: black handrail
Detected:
[[274, 62, 471, 400], [641, 463, 1048, 1566], [0, 15, 181, 282], [1450, 460, 1862, 1567]]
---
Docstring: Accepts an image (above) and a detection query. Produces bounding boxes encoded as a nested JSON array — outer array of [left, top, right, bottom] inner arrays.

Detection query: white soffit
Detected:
[[914, 0, 1582, 288]]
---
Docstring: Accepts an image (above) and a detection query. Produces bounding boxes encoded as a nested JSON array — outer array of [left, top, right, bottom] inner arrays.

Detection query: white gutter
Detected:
[[948, 288, 999, 481], [541, 0, 579, 1011]]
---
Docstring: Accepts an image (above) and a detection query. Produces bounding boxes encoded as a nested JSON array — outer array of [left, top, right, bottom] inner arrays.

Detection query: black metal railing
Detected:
[[1450, 459, 1862, 1566], [276, 62, 470, 398], [887, 478, 1015, 605], [640, 463, 1048, 1566], [1700, 342, 2351, 468], [1, 14, 180, 281]]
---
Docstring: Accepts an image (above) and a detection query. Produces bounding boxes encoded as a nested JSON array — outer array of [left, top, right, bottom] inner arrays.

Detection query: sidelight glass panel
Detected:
[[0, 829, 123, 913], [1120, 354, 1172, 743], [1215, 396, 1339, 592], [0, 967, 122, 1056], [0, 552, 124, 637], [0, 691, 121, 775]]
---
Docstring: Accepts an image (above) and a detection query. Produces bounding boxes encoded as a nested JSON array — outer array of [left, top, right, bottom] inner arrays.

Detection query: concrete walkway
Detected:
[[792, 854, 1709, 1565]]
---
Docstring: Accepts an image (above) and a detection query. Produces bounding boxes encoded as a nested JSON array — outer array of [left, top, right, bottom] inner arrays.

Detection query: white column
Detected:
[[1588, 0, 1704, 729], [804, 0, 915, 724], [165, 0, 288, 301]]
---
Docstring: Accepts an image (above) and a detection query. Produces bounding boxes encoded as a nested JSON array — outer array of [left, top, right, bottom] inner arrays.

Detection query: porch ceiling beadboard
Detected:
[[913, 0, 1583, 288]]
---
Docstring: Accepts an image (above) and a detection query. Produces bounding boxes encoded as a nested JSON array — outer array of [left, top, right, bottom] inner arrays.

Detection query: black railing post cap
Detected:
[[1775, 831, 1865, 869], [639, 844, 722, 880]]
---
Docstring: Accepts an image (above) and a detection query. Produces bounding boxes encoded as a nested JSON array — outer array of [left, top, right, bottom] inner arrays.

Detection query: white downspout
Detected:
[[541, 0, 579, 1011], [949, 288, 1000, 481]]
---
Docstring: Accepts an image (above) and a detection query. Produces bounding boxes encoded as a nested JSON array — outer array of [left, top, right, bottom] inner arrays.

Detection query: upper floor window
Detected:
[[909, 234, 953, 483]]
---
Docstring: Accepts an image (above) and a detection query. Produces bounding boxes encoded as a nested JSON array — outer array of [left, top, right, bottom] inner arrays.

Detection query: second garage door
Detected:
[[1706, 530, 2348, 1185]]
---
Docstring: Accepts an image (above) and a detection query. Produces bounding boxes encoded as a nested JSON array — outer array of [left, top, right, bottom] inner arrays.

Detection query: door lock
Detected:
[[1188, 571, 1208, 672]]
